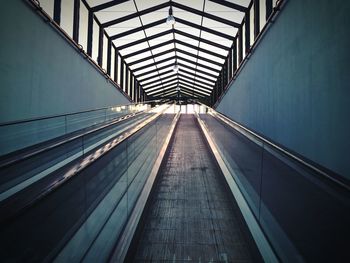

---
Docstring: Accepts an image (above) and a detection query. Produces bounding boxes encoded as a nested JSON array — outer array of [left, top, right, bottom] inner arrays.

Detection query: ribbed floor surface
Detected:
[[130, 114, 260, 262]]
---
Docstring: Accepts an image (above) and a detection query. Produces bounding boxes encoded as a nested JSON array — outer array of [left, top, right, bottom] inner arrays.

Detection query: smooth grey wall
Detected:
[[217, 0, 350, 178], [0, 0, 130, 123]]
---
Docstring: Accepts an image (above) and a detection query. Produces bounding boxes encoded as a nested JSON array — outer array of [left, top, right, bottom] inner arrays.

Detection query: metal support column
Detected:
[[120, 57, 124, 91], [87, 11, 93, 56], [233, 42, 237, 72], [245, 12, 250, 54], [73, 0, 80, 42], [130, 74, 134, 100], [266, 0, 273, 20], [97, 27, 104, 67], [53, 0, 62, 25], [125, 67, 129, 95], [228, 49, 233, 80], [114, 51, 119, 83], [133, 77, 137, 102], [238, 26, 243, 64], [140, 87, 143, 102], [107, 37, 112, 75], [253, 0, 260, 39]]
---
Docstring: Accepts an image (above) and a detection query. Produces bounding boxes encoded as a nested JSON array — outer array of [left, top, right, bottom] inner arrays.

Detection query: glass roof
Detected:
[[84, 0, 250, 98]]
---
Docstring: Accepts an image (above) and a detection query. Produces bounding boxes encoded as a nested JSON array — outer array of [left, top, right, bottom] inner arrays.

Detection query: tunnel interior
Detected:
[[0, 0, 349, 262]]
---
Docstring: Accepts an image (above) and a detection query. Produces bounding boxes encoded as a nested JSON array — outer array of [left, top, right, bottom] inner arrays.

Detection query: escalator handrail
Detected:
[[0, 104, 173, 224], [0, 106, 160, 169], [0, 100, 163, 127], [198, 103, 350, 191]]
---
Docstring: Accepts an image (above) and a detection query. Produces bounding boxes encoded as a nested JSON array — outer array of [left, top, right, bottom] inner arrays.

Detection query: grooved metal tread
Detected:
[[130, 114, 261, 262]]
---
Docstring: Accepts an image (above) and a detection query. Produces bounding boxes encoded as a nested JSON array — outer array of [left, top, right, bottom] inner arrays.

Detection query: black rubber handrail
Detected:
[[0, 100, 162, 126], [197, 102, 350, 191], [0, 109, 151, 169], [0, 104, 173, 225]]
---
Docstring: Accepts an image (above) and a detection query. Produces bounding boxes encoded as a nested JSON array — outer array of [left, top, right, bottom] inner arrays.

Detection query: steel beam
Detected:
[[148, 84, 178, 95], [175, 17, 235, 41], [116, 29, 173, 51], [110, 19, 164, 40], [178, 77, 212, 91], [140, 70, 175, 85], [87, 11, 94, 56], [120, 57, 124, 90], [178, 83, 210, 97], [233, 42, 237, 71], [175, 39, 226, 60], [125, 67, 129, 95], [178, 73, 213, 89], [114, 51, 119, 83], [177, 62, 218, 79], [73, 0, 80, 42], [143, 77, 177, 91], [132, 55, 218, 79], [91, 0, 130, 12], [124, 40, 173, 60], [174, 29, 229, 51], [137, 63, 175, 79], [238, 26, 243, 64], [98, 27, 104, 66], [128, 48, 176, 67], [178, 56, 220, 73], [266, 0, 273, 20], [102, 2, 170, 28], [179, 67, 215, 84], [53, 0, 62, 25], [137, 62, 215, 84], [254, 0, 260, 39], [245, 11, 251, 54], [177, 49, 222, 68], [172, 2, 241, 28], [107, 37, 112, 74], [228, 48, 233, 79], [178, 80, 212, 95], [208, 0, 247, 12], [133, 57, 176, 73]]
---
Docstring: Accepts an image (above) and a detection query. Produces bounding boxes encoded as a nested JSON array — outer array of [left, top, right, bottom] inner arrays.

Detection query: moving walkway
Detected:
[[0, 103, 349, 262]]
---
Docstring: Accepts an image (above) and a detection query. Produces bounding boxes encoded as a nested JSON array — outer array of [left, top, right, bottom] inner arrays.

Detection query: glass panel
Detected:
[[110, 47, 115, 79], [61, 0, 74, 37], [102, 34, 108, 70], [0, 116, 65, 156], [117, 54, 122, 85], [91, 20, 99, 61], [259, 0, 267, 31], [40, 0, 54, 18], [79, 3, 88, 50]]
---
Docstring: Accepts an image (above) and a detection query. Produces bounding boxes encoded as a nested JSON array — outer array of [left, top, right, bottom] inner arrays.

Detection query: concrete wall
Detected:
[[0, 0, 130, 123], [217, 0, 350, 179]]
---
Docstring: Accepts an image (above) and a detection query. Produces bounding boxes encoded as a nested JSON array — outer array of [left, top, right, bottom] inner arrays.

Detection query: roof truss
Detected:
[[85, 0, 250, 99]]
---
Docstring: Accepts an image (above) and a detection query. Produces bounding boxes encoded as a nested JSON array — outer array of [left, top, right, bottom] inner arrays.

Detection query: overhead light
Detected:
[[173, 58, 179, 73], [166, 6, 176, 25], [177, 86, 180, 91]]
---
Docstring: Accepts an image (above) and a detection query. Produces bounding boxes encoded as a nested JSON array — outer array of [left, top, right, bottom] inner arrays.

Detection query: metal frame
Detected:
[[47, 0, 279, 104]]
